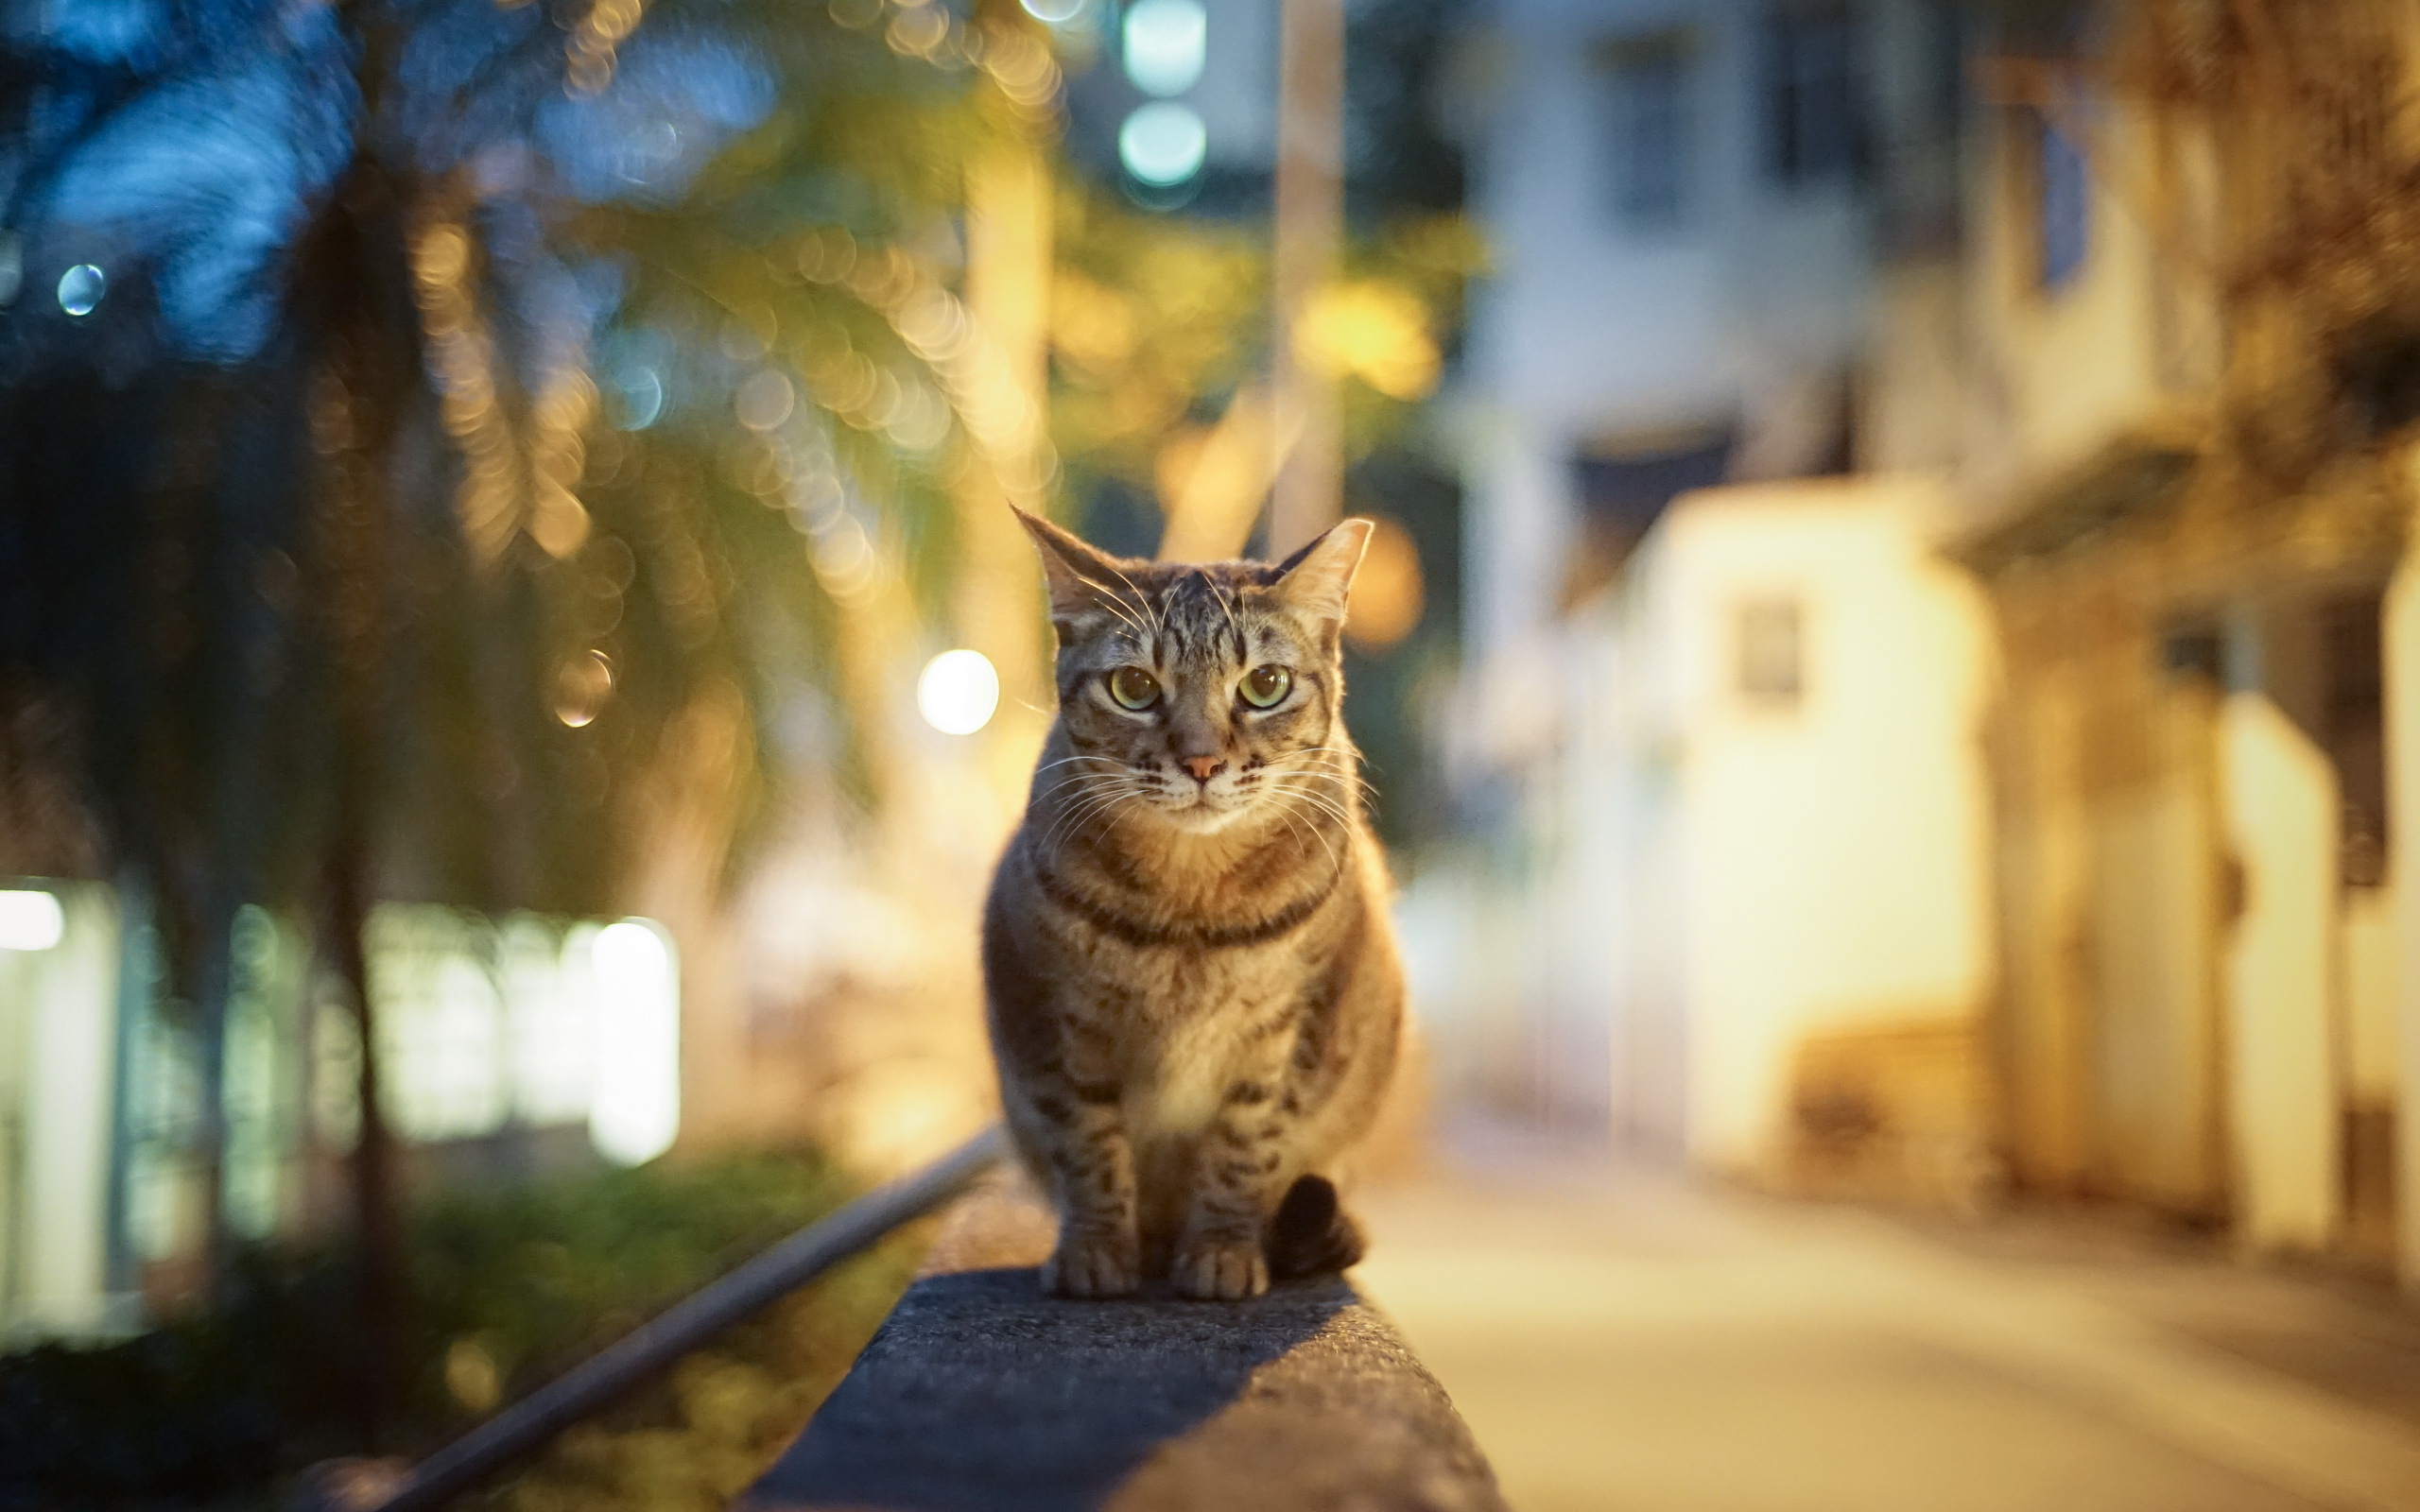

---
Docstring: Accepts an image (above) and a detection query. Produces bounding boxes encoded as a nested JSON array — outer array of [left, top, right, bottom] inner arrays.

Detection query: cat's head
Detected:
[[1016, 510, 1371, 834]]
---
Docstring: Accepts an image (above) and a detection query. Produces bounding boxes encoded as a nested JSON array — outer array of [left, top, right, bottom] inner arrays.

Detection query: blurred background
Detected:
[[7, 0, 2420, 1507]]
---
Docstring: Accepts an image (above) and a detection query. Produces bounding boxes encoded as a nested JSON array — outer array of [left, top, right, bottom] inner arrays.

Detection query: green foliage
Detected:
[[0, 1149, 917, 1512]]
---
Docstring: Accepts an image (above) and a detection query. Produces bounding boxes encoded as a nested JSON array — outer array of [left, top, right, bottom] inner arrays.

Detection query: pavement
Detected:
[[1353, 1134, 2420, 1512]]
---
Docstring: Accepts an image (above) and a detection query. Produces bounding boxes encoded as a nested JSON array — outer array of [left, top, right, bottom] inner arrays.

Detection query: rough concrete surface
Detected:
[[741, 1179, 1504, 1512]]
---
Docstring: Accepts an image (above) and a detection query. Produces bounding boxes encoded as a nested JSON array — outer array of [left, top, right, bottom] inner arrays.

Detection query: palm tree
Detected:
[[0, 0, 1057, 1436]]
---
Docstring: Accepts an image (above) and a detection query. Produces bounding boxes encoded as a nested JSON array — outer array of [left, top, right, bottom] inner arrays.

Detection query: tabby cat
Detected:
[[983, 510, 1404, 1300]]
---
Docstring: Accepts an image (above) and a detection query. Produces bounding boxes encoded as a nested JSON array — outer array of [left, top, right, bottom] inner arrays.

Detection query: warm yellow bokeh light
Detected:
[[1345, 516, 1426, 650], [918, 648, 1000, 735], [1295, 280, 1442, 401]]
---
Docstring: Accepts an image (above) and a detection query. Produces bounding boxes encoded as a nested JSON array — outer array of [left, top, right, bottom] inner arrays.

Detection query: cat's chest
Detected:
[[1108, 953, 1291, 1136]]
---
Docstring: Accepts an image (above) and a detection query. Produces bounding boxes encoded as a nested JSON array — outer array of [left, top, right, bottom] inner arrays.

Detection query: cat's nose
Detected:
[[1181, 755, 1224, 783]]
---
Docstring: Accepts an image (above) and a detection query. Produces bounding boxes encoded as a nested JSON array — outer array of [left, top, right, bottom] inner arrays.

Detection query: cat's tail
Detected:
[[1266, 1174, 1366, 1279]]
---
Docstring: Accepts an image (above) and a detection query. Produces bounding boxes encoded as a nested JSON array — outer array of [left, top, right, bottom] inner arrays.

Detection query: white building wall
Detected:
[[1633, 478, 1996, 1172], [1457, 0, 1876, 676]]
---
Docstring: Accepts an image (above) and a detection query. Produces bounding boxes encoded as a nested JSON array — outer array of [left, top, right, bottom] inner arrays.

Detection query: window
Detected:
[[1597, 30, 1695, 228], [1736, 596, 1805, 707], [1760, 4, 1863, 188], [2030, 107, 2090, 289], [1926, 0, 1967, 136]]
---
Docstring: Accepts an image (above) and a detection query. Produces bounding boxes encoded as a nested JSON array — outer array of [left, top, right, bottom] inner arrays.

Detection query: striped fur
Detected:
[[983, 511, 1404, 1300]]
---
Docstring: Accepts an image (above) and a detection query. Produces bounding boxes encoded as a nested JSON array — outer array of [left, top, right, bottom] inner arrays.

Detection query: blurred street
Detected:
[[1358, 1133, 2420, 1512], [14, 0, 2420, 1504]]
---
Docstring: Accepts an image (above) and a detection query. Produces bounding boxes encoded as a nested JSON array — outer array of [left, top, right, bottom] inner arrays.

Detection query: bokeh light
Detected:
[[0, 890, 64, 952], [916, 648, 1000, 735], [1121, 0, 1205, 97], [613, 367, 665, 429], [735, 369, 795, 430], [552, 649, 616, 728], [588, 919, 680, 1166], [1343, 517, 1425, 650], [56, 264, 104, 318], [1118, 102, 1207, 186]]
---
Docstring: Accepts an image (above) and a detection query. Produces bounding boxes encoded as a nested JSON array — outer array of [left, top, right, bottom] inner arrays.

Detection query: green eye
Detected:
[[1239, 664, 1292, 709], [1108, 666, 1161, 710]]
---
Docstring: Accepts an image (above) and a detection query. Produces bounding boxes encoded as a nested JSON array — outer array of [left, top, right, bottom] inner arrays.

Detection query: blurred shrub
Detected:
[[0, 1149, 918, 1512]]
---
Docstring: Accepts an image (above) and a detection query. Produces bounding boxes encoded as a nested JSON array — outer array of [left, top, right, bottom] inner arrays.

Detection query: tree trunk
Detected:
[[328, 819, 406, 1445], [297, 158, 424, 1445]]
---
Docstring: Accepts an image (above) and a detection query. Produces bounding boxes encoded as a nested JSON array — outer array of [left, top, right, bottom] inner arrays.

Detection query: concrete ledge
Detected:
[[740, 1178, 1504, 1512]]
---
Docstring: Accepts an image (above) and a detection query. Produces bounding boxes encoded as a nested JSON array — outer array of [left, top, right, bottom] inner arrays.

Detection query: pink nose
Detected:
[[1182, 755, 1224, 783]]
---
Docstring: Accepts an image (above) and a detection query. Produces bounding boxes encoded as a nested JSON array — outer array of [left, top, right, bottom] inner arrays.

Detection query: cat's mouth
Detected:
[[1150, 780, 1250, 831]]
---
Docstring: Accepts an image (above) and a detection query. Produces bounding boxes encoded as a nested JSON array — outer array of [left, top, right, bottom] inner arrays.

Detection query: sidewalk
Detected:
[[1353, 1140, 2420, 1512]]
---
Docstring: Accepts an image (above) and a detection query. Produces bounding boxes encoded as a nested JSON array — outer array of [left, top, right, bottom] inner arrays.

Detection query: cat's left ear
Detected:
[[1268, 518, 1374, 627], [1013, 506, 1135, 635]]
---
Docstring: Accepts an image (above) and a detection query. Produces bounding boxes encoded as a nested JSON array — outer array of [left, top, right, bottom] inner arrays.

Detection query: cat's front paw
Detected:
[[1045, 1229, 1140, 1298], [1172, 1238, 1269, 1300]]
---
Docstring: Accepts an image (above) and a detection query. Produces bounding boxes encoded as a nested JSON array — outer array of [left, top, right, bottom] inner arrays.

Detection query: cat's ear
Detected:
[[1014, 507, 1134, 633], [1268, 518, 1374, 627]]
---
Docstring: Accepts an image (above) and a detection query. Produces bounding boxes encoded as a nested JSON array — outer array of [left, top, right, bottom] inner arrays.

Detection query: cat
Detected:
[[982, 509, 1405, 1300]]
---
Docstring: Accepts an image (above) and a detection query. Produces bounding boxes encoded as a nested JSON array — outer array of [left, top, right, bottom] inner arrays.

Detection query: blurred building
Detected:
[[1949, 0, 2413, 1275], [1426, 0, 1989, 1192], [0, 879, 683, 1346], [1428, 0, 2420, 1284]]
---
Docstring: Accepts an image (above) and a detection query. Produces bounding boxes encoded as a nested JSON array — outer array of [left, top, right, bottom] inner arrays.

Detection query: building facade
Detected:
[[1436, 0, 2420, 1284]]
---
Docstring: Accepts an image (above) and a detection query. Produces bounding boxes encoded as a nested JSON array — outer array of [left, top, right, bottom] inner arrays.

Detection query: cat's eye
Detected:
[[1239, 664, 1292, 709], [1107, 666, 1161, 710]]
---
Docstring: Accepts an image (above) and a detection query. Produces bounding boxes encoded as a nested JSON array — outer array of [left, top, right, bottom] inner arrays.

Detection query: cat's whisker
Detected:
[[1033, 769, 1116, 804], [1041, 776, 1153, 856], [1264, 779, 1356, 836], [1038, 784, 1127, 856], [1266, 790, 1351, 834], [1266, 755, 1360, 799], [1208, 576, 1246, 662], [1094, 594, 1153, 644], [1098, 562, 1168, 644], [1260, 789, 1341, 871], [1033, 755, 1115, 777]]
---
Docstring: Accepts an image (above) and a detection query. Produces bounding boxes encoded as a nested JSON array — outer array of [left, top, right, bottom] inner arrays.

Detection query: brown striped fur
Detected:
[[983, 511, 1404, 1300]]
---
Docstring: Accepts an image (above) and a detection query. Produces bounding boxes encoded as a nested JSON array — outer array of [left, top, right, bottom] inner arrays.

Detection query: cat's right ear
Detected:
[[1014, 507, 1132, 637]]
